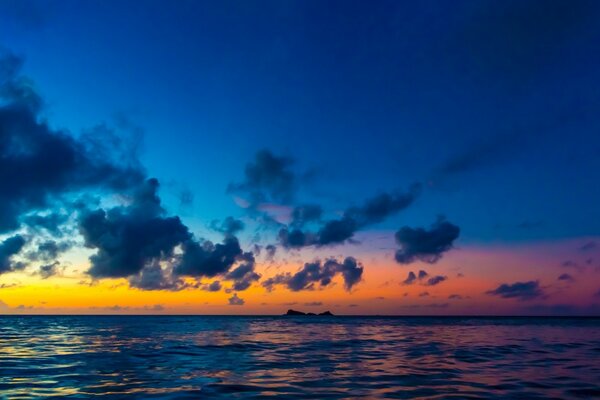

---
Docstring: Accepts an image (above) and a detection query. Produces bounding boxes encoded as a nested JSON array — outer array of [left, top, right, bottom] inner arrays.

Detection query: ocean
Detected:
[[1, 316, 599, 399]]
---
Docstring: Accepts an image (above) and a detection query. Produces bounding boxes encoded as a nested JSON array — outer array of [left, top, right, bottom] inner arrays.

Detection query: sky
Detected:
[[0, 0, 599, 315]]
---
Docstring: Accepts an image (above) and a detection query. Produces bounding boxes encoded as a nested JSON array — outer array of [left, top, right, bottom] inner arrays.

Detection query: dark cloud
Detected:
[[279, 185, 421, 248], [425, 275, 447, 286], [224, 252, 261, 291], [264, 244, 277, 260], [486, 280, 544, 301], [0, 235, 26, 274], [561, 260, 580, 269], [0, 51, 145, 235], [402, 271, 417, 285], [344, 184, 422, 227], [80, 179, 191, 279], [228, 150, 296, 205], [38, 261, 60, 279], [26, 240, 71, 262], [394, 217, 460, 264], [315, 217, 358, 246], [403, 269, 443, 286], [178, 189, 194, 207], [228, 293, 245, 306], [174, 235, 242, 278], [580, 241, 596, 252], [433, 134, 523, 181], [277, 227, 316, 248], [21, 212, 69, 237], [201, 281, 222, 292], [81, 179, 255, 290], [263, 257, 363, 292], [557, 273, 574, 282], [210, 216, 245, 236], [290, 204, 322, 228], [128, 263, 188, 291], [262, 273, 292, 292], [335, 257, 363, 291], [448, 294, 463, 300]]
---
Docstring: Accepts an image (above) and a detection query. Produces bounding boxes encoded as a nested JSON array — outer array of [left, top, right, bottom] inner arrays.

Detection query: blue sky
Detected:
[[1, 1, 600, 314], [2, 0, 600, 247]]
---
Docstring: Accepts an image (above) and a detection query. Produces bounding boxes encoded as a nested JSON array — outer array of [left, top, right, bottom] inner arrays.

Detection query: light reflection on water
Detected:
[[1, 316, 599, 398]]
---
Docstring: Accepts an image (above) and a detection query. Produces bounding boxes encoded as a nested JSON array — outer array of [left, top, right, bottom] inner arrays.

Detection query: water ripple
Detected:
[[0, 316, 599, 398]]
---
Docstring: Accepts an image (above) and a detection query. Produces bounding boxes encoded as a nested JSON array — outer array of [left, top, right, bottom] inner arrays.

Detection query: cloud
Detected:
[[394, 217, 460, 264], [26, 240, 71, 262], [290, 204, 322, 228], [0, 235, 27, 274], [81, 178, 256, 291], [178, 188, 194, 207], [425, 275, 447, 286], [580, 241, 596, 252], [228, 293, 245, 306], [264, 244, 277, 260], [486, 280, 544, 301], [201, 281, 222, 292], [279, 184, 421, 248], [0, 52, 145, 235], [228, 150, 297, 206], [210, 216, 245, 235], [174, 236, 243, 278], [128, 263, 188, 291], [261, 273, 292, 292], [38, 261, 60, 279], [557, 273, 574, 282], [448, 294, 463, 300], [80, 179, 191, 279], [433, 134, 522, 181], [262, 256, 363, 292], [402, 271, 417, 285], [345, 184, 423, 227], [21, 212, 69, 237], [224, 252, 261, 291], [561, 260, 582, 271], [402, 270, 446, 286]]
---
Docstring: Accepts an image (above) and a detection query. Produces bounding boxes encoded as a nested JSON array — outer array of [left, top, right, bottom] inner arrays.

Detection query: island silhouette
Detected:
[[285, 309, 334, 316]]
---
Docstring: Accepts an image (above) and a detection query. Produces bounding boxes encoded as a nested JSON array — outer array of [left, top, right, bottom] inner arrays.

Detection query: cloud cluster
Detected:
[[278, 185, 422, 248], [402, 269, 447, 286], [486, 280, 544, 301], [228, 150, 297, 206], [80, 179, 190, 278], [394, 217, 460, 264], [262, 257, 363, 292], [0, 52, 463, 304], [228, 293, 245, 306], [0, 235, 26, 274], [0, 51, 263, 294], [210, 216, 245, 235], [0, 53, 144, 236]]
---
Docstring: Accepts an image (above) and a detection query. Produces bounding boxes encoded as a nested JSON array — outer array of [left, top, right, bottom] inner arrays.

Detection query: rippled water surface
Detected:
[[1, 316, 600, 399]]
